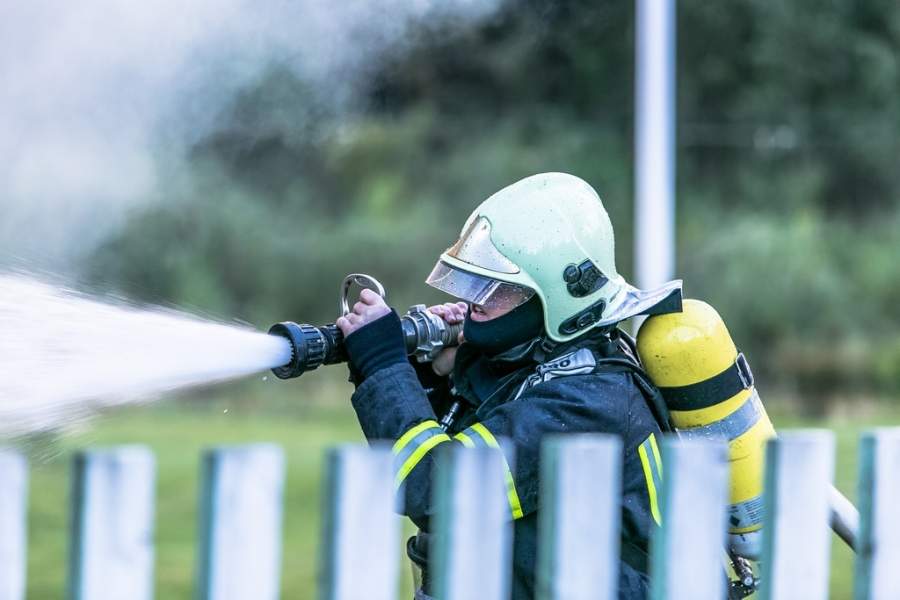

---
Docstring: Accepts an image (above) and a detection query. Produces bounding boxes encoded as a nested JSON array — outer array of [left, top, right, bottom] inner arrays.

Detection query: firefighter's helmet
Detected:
[[426, 172, 682, 342]]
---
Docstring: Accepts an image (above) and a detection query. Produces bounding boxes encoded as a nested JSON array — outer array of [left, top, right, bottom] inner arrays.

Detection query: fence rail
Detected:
[[0, 429, 896, 600]]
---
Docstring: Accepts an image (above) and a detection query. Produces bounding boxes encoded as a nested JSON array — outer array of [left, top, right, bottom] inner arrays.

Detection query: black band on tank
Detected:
[[657, 353, 754, 411]]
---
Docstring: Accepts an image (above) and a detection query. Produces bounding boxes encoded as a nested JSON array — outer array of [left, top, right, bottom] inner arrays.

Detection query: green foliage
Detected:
[[88, 0, 900, 399], [683, 207, 900, 409]]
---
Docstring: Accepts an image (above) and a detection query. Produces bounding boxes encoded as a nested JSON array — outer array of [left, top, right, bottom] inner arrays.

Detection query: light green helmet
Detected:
[[426, 172, 682, 342]]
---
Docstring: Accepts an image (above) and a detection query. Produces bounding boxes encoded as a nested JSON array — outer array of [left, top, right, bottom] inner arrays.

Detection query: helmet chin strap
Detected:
[[488, 321, 618, 365], [492, 335, 547, 364]]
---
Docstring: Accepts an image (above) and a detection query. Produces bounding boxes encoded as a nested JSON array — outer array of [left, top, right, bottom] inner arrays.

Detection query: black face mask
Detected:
[[463, 295, 545, 357]]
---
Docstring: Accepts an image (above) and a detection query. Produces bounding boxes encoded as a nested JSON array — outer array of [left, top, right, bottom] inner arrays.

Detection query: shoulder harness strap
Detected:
[[611, 328, 674, 431], [511, 331, 674, 432]]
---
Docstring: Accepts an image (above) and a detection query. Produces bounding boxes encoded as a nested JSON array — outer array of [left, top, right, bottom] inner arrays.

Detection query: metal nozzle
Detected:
[[267, 321, 333, 379], [268, 302, 462, 380]]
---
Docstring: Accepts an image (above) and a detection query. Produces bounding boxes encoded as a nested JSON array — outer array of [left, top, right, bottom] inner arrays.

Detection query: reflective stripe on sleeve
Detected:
[[393, 420, 451, 490], [638, 433, 664, 526], [455, 423, 525, 520], [453, 431, 477, 448]]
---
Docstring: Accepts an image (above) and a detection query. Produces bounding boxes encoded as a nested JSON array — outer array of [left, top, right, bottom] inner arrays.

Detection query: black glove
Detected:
[[343, 309, 408, 383]]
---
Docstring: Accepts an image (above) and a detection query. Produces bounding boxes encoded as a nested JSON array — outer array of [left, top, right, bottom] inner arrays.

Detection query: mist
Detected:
[[0, 0, 501, 267]]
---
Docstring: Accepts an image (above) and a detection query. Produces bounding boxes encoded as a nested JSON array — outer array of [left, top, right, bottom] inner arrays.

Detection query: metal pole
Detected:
[[634, 0, 676, 289]]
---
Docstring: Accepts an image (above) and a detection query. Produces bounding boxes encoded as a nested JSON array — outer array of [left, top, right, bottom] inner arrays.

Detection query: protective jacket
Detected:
[[346, 311, 665, 600]]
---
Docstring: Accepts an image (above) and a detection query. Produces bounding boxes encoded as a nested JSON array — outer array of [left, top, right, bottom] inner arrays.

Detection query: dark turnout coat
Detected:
[[348, 321, 664, 600]]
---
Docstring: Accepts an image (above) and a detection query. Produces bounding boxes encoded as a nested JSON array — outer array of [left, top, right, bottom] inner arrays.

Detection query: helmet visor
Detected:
[[426, 261, 535, 311]]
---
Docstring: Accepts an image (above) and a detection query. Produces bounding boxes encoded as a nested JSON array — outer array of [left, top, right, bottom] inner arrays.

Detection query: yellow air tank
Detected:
[[636, 299, 776, 560]]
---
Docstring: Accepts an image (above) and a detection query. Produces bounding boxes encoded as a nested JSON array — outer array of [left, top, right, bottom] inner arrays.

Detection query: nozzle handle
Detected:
[[340, 274, 386, 317]]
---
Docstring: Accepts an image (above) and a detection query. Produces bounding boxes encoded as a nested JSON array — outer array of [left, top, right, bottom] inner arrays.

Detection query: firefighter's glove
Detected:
[[341, 306, 407, 383]]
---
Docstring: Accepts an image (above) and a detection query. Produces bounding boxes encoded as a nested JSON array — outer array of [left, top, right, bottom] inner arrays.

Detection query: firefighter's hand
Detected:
[[336, 288, 392, 337], [428, 302, 468, 376]]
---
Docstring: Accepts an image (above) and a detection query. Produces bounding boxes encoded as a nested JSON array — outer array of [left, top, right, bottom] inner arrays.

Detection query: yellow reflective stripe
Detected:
[[454, 432, 476, 448], [393, 420, 441, 455], [467, 423, 524, 520], [648, 432, 663, 478], [638, 437, 662, 526], [470, 422, 499, 447], [504, 471, 525, 520], [394, 433, 451, 490]]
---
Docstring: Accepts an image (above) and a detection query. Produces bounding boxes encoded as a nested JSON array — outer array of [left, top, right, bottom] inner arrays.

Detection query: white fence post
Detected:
[[537, 434, 622, 600], [318, 444, 399, 600], [650, 437, 729, 600], [196, 444, 285, 600], [67, 446, 156, 600], [759, 431, 835, 600], [854, 428, 900, 600], [0, 451, 28, 600], [431, 444, 513, 600]]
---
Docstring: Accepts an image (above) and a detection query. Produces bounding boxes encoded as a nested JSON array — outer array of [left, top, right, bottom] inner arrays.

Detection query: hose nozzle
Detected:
[[269, 273, 462, 380], [268, 304, 462, 380], [267, 321, 344, 379]]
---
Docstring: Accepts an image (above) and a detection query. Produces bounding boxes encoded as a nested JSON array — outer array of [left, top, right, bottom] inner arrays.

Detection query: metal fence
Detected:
[[1, 429, 898, 600]]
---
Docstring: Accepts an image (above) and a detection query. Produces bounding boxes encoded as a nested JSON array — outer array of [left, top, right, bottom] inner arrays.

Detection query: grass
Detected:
[[11, 374, 900, 599]]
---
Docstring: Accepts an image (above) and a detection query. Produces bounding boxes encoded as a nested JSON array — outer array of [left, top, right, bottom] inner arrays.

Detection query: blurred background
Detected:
[[3, 0, 899, 598]]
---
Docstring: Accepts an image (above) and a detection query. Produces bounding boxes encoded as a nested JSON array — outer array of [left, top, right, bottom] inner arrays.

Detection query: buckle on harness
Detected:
[[735, 353, 754, 390]]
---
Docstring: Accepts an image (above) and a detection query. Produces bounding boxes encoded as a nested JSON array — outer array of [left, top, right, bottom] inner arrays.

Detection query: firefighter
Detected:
[[336, 172, 682, 599]]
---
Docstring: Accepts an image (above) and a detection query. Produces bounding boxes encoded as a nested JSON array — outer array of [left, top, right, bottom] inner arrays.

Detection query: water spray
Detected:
[[0, 272, 456, 435], [268, 274, 461, 379], [0, 273, 294, 435]]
